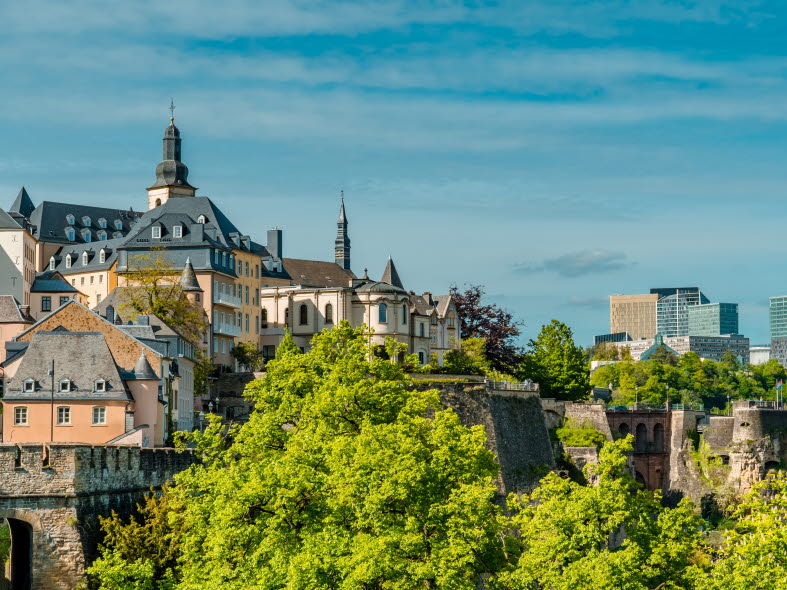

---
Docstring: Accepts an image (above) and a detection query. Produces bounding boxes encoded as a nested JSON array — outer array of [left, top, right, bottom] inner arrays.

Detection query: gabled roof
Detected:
[[0, 208, 22, 230], [28, 201, 141, 245], [0, 296, 33, 324], [275, 258, 356, 288], [51, 237, 124, 275], [30, 270, 79, 293], [381, 257, 404, 290], [10, 187, 35, 218], [4, 331, 131, 402], [432, 295, 454, 317]]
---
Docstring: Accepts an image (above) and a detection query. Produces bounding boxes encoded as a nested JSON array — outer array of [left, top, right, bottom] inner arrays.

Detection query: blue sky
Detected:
[[2, 0, 786, 346]]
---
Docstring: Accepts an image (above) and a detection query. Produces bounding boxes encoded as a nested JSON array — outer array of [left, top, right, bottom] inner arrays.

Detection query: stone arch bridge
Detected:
[[0, 443, 193, 590]]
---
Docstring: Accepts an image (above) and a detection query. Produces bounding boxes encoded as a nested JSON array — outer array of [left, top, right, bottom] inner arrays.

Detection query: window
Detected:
[[431, 314, 437, 325], [60, 296, 69, 306], [299, 304, 308, 325], [245, 262, 249, 276], [90, 276, 94, 285], [197, 215, 207, 224], [83, 229, 91, 243], [379, 303, 387, 323], [99, 275, 103, 283], [96, 294, 102, 303], [57, 407, 71, 425], [174, 225, 182, 238], [255, 264, 259, 278], [195, 293, 200, 302], [92, 407, 106, 425], [402, 303, 407, 325], [245, 286, 249, 304], [49, 257, 55, 270], [255, 315, 259, 334], [213, 338, 218, 353], [66, 214, 75, 225], [82, 216, 91, 227], [98, 218, 107, 229], [97, 230, 107, 241], [14, 407, 28, 425], [82, 251, 89, 265], [419, 323, 425, 338], [155, 198, 161, 207], [65, 256, 72, 270], [114, 219, 123, 230], [99, 249, 106, 264], [447, 314, 455, 327], [71, 279, 75, 286], [325, 303, 333, 324], [285, 309, 289, 326], [152, 226, 161, 239], [237, 313, 242, 327], [94, 379, 106, 392], [112, 231, 123, 239], [214, 250, 220, 265], [23, 380, 35, 393], [40, 296, 52, 312], [245, 314, 249, 332], [81, 277, 85, 286], [418, 352, 425, 364], [59, 379, 71, 393], [255, 288, 259, 305], [66, 228, 76, 241], [222, 252, 227, 267], [261, 308, 268, 329]]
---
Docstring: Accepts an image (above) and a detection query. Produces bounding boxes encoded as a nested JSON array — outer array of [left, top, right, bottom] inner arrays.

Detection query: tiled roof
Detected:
[[277, 258, 356, 288], [0, 208, 21, 230], [30, 271, 79, 293], [9, 187, 35, 218], [0, 296, 33, 323]]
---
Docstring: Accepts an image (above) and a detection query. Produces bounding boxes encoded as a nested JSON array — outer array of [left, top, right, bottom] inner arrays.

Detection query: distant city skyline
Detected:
[[3, 1, 787, 346]]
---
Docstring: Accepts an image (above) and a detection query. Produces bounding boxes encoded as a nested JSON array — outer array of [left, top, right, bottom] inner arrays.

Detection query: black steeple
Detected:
[[334, 191, 351, 271], [10, 187, 35, 218], [381, 257, 404, 290], [151, 115, 196, 191]]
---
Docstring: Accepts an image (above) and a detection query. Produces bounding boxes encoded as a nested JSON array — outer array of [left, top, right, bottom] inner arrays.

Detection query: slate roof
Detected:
[[50, 237, 124, 275], [0, 296, 33, 323], [274, 258, 356, 288], [0, 208, 22, 230], [27, 201, 141, 245], [432, 295, 454, 317], [30, 271, 79, 293], [4, 331, 131, 402], [10, 187, 35, 218], [380, 258, 404, 290], [410, 294, 435, 316]]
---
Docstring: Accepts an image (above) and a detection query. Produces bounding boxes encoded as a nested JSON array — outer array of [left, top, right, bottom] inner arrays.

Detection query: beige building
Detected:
[[0, 203, 37, 306], [610, 293, 659, 340]]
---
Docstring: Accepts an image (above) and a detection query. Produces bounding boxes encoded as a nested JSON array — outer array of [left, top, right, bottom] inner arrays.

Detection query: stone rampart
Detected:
[[704, 416, 734, 450], [563, 402, 614, 440]]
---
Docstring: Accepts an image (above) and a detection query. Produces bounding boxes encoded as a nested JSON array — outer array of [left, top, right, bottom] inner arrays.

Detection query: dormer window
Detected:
[[82, 216, 91, 227], [65, 254, 73, 268], [82, 251, 89, 265], [66, 214, 75, 225], [99, 249, 106, 264], [59, 378, 71, 393], [49, 257, 56, 270], [66, 228, 76, 241], [197, 215, 207, 224], [173, 225, 182, 238], [152, 226, 161, 239], [23, 379, 35, 393], [82, 229, 92, 243], [98, 218, 107, 228], [114, 219, 123, 230], [112, 231, 123, 239], [94, 379, 106, 393], [97, 230, 107, 241]]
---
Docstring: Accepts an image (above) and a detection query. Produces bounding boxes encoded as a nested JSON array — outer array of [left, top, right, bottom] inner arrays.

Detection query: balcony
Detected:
[[214, 321, 241, 337], [213, 292, 242, 308]]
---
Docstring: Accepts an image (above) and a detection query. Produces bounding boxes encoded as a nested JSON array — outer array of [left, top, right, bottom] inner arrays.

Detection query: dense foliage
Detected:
[[590, 350, 787, 409]]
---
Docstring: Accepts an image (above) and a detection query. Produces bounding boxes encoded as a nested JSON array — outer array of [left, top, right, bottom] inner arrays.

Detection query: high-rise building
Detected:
[[688, 303, 739, 336], [769, 296, 787, 365], [609, 293, 659, 340], [654, 287, 709, 337]]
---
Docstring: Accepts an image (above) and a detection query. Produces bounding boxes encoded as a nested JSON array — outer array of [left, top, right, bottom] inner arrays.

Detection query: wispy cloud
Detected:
[[514, 250, 632, 278]]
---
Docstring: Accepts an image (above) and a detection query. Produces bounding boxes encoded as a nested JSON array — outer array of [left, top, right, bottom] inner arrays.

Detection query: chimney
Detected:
[[106, 305, 115, 324], [267, 229, 283, 260], [137, 314, 150, 326], [19, 305, 30, 319]]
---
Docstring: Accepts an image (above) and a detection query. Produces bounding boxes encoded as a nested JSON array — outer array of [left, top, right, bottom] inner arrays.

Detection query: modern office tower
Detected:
[[609, 293, 659, 340], [594, 332, 633, 346], [688, 303, 739, 337], [654, 287, 709, 337], [769, 296, 787, 365]]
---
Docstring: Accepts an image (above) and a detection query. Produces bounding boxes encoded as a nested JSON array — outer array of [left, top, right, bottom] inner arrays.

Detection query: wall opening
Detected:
[[765, 460, 780, 475], [618, 423, 630, 437], [2, 518, 32, 590], [653, 423, 664, 453], [635, 423, 648, 452]]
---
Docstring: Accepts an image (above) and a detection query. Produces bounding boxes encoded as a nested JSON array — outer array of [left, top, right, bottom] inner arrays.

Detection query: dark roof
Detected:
[[30, 271, 79, 293], [127, 351, 159, 380], [0, 208, 22, 230], [50, 237, 124, 275], [276, 258, 356, 288], [0, 296, 33, 324], [28, 201, 141, 245], [5, 331, 131, 402], [410, 294, 434, 316], [10, 187, 35, 218], [179, 257, 202, 291], [380, 258, 404, 290], [338, 195, 347, 224], [151, 119, 196, 190], [355, 280, 407, 295]]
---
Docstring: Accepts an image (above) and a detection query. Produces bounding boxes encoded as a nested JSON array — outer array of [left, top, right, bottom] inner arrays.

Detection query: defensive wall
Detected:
[[0, 443, 193, 590]]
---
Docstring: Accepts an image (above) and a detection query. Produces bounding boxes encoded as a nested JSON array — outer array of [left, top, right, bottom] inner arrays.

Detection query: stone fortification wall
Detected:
[[705, 416, 734, 450], [563, 403, 614, 440], [732, 405, 787, 443], [213, 371, 264, 421]]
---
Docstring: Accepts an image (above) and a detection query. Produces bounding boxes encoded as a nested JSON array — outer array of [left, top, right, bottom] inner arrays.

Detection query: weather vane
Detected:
[[169, 98, 175, 120]]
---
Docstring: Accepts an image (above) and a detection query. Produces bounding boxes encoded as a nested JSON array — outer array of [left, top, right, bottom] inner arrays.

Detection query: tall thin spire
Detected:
[[335, 190, 351, 271], [381, 257, 404, 290]]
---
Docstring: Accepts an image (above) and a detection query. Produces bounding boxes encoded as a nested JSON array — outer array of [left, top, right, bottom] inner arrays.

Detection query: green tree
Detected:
[[496, 437, 707, 590], [443, 337, 490, 376], [93, 322, 504, 589], [230, 341, 264, 371], [519, 320, 590, 401]]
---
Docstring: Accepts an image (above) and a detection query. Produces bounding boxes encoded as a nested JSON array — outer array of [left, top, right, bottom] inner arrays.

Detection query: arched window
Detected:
[[379, 303, 387, 323], [325, 303, 333, 324], [635, 423, 648, 452], [65, 254, 73, 269], [261, 308, 268, 328], [99, 249, 106, 264], [155, 198, 162, 207], [49, 257, 55, 270], [82, 252, 89, 265], [402, 303, 407, 325], [653, 423, 664, 453], [197, 215, 207, 224], [299, 304, 308, 325]]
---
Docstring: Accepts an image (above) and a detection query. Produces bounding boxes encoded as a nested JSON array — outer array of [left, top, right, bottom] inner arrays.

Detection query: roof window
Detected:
[[99, 249, 106, 264], [82, 251, 89, 265], [82, 229, 91, 243], [66, 214, 75, 225], [23, 379, 35, 393], [114, 219, 123, 230], [59, 378, 71, 393], [97, 230, 107, 241], [197, 215, 207, 224], [82, 216, 91, 227], [65, 228, 76, 241], [152, 226, 161, 239], [49, 256, 55, 270], [94, 379, 106, 393], [98, 218, 107, 228]]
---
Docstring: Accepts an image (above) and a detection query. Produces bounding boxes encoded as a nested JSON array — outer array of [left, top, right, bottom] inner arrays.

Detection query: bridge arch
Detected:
[[0, 510, 41, 590], [635, 423, 648, 451]]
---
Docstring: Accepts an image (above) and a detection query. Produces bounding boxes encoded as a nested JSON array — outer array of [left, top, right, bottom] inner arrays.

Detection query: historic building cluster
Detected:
[[0, 116, 460, 447]]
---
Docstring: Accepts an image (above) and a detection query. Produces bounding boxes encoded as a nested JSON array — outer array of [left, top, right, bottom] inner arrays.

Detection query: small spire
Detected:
[[362, 268, 369, 280], [134, 352, 158, 380], [180, 257, 203, 292], [338, 190, 347, 223], [169, 98, 176, 123], [381, 257, 404, 290]]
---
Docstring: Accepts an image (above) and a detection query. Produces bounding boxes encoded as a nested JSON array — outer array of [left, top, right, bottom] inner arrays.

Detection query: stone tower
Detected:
[[147, 115, 197, 210], [334, 192, 351, 271]]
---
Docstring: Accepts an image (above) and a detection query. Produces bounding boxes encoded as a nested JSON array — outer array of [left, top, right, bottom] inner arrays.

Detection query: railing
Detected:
[[214, 322, 241, 337], [487, 380, 539, 392], [213, 292, 242, 308], [671, 403, 705, 411]]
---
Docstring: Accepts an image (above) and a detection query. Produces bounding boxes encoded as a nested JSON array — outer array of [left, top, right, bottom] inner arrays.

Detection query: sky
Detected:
[[2, 0, 787, 347]]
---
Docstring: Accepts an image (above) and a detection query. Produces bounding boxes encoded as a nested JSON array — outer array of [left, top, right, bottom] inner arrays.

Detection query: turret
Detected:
[[334, 191, 351, 270], [147, 109, 197, 210]]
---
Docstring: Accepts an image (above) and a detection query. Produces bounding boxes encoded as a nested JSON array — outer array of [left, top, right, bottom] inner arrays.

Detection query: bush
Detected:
[[555, 421, 607, 448]]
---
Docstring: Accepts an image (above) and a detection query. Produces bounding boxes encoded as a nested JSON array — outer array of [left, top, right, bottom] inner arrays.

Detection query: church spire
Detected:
[[335, 191, 351, 270], [147, 106, 196, 210]]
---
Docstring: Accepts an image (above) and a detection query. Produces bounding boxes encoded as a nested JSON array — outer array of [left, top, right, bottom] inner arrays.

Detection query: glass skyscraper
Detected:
[[688, 303, 739, 336], [770, 296, 787, 339], [654, 288, 709, 337]]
